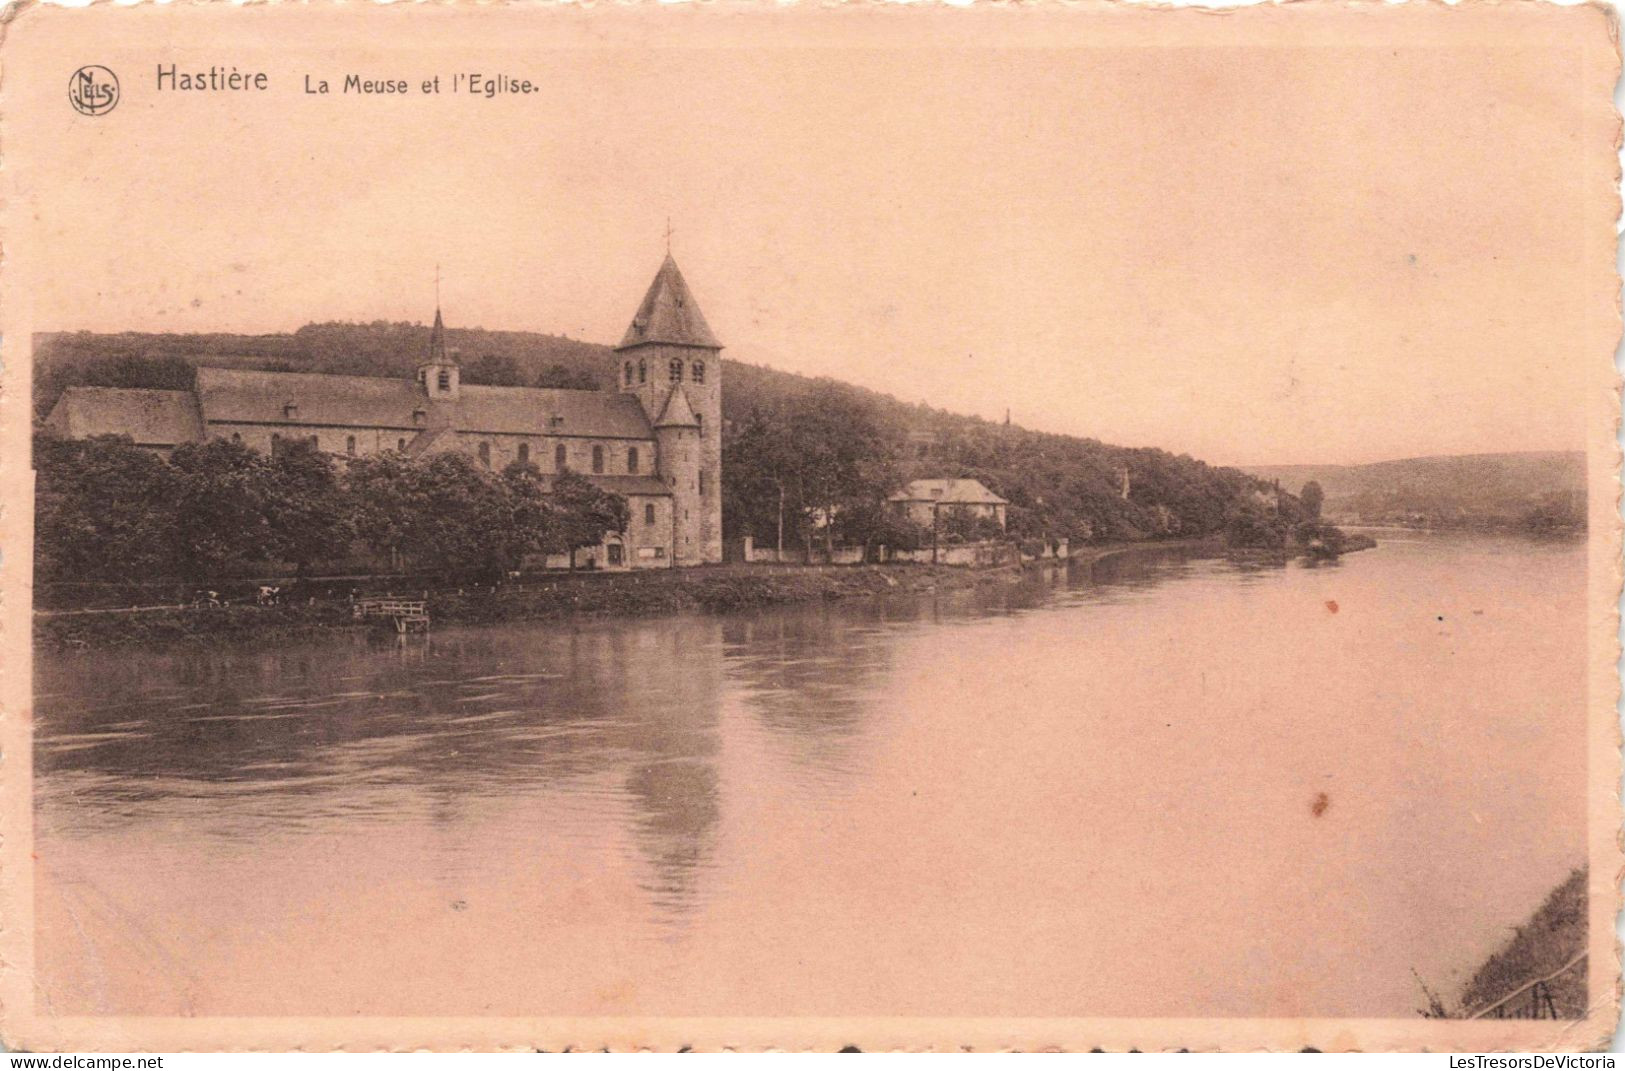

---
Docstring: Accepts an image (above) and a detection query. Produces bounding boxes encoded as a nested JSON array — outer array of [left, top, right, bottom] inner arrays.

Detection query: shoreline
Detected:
[[35, 538, 1222, 655]]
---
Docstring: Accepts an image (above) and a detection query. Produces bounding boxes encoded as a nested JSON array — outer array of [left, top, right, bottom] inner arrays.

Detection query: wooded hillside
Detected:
[[1244, 452, 1585, 530], [35, 323, 1273, 547]]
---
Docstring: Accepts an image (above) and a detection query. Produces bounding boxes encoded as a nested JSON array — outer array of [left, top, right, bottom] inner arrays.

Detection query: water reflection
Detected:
[[33, 533, 1589, 1018]]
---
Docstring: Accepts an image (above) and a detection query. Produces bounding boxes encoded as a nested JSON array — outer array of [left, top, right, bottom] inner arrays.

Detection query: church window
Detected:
[[638, 359, 646, 384], [591, 444, 604, 474], [628, 447, 639, 473], [346, 435, 357, 456], [231, 432, 242, 444], [517, 442, 529, 464], [624, 362, 634, 387], [555, 443, 567, 470], [398, 438, 407, 452], [645, 503, 656, 526], [478, 442, 491, 468], [669, 358, 683, 383], [692, 361, 705, 384], [438, 370, 451, 392]]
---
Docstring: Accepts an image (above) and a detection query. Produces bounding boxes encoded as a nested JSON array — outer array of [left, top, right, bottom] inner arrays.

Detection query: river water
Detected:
[[33, 532, 1587, 1019]]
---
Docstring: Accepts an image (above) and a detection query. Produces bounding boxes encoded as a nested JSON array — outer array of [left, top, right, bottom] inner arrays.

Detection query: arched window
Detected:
[[478, 442, 491, 468], [637, 359, 646, 384], [517, 442, 529, 465], [623, 362, 633, 386], [591, 444, 604, 474], [231, 432, 242, 444], [694, 412, 702, 428], [346, 435, 357, 456], [398, 438, 407, 452], [669, 358, 683, 383], [645, 503, 656, 526], [627, 447, 639, 473], [555, 443, 567, 470], [438, 370, 451, 391], [692, 360, 705, 384]]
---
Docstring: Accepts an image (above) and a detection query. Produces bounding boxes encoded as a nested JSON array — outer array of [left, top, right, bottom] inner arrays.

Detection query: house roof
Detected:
[[48, 387, 203, 446], [653, 386, 700, 428], [193, 368, 654, 440], [887, 478, 1008, 506], [616, 255, 722, 351]]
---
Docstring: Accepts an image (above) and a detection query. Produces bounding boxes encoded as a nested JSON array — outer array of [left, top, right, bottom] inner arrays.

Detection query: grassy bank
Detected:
[[34, 538, 1230, 654], [34, 560, 1027, 653], [1428, 867, 1589, 1019]]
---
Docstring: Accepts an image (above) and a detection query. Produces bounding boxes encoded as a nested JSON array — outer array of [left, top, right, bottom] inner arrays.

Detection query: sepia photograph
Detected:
[[0, 0, 1619, 1054]]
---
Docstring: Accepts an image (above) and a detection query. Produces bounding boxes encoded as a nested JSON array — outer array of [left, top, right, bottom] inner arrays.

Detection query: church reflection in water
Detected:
[[33, 597, 930, 926]]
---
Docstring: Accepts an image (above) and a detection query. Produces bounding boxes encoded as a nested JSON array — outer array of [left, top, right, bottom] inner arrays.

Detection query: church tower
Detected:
[[616, 254, 722, 564], [416, 307, 460, 402]]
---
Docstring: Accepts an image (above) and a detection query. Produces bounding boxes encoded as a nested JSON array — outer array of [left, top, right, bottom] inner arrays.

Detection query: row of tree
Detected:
[[34, 434, 628, 584]]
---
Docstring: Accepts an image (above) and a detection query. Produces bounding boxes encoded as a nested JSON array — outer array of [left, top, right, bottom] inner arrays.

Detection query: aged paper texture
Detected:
[[0, 0, 1620, 1052]]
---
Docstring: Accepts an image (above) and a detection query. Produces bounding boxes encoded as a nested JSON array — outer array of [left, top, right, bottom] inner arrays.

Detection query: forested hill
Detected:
[[1243, 452, 1585, 529], [34, 323, 1274, 545]]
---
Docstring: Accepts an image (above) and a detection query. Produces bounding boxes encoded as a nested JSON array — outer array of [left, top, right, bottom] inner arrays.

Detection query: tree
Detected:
[[264, 438, 352, 576], [833, 500, 928, 559], [33, 433, 182, 581], [535, 363, 600, 391], [168, 438, 278, 580], [345, 451, 425, 571], [491, 461, 559, 575], [408, 452, 515, 578], [723, 386, 902, 558], [1223, 500, 1288, 551], [546, 470, 629, 568], [938, 508, 1005, 545], [463, 353, 526, 387], [1301, 480, 1325, 521]]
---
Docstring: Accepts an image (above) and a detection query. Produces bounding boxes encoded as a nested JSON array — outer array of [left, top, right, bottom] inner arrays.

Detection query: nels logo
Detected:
[[68, 65, 119, 116]]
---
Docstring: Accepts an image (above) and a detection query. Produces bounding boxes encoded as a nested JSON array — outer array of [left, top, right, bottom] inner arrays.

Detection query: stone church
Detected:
[[44, 255, 725, 569]]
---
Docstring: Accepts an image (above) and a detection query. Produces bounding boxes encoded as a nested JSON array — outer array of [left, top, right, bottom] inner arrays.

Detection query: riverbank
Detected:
[[1441, 867, 1588, 1020], [36, 543, 1206, 654]]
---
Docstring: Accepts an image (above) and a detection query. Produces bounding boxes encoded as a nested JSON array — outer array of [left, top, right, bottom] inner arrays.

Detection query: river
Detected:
[[32, 531, 1588, 1019]]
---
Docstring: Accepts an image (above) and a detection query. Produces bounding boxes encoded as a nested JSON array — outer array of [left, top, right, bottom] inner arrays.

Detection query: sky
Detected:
[[11, 5, 1612, 466]]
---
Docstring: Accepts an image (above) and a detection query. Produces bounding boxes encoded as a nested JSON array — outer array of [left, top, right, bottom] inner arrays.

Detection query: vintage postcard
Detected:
[[0, 0, 1619, 1053]]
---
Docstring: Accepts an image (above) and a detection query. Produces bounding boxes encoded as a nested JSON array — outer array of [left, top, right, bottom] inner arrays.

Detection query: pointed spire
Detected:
[[616, 254, 722, 350], [428, 306, 448, 364]]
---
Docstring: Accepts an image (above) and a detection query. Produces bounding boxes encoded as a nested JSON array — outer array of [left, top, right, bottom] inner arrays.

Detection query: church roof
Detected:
[[194, 367, 654, 440], [888, 478, 1008, 506], [653, 386, 701, 428], [47, 387, 202, 446], [616, 254, 722, 350]]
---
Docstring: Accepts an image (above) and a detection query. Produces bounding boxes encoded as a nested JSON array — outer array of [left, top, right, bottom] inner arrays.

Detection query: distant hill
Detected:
[[1244, 452, 1585, 529], [34, 323, 1275, 546]]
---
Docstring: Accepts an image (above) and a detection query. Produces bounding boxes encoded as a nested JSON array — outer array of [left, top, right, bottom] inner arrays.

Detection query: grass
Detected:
[[1444, 866, 1589, 1019]]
